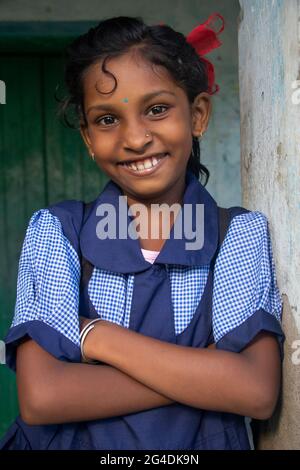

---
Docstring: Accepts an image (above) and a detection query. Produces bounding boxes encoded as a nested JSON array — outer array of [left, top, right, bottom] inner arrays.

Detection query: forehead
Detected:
[[81, 50, 182, 104]]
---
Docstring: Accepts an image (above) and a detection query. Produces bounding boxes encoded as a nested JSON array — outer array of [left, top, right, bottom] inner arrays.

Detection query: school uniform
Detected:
[[0, 170, 284, 450]]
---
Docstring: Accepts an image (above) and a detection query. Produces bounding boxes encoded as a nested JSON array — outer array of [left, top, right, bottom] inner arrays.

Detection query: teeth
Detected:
[[124, 154, 166, 171], [143, 158, 153, 169], [137, 161, 145, 170]]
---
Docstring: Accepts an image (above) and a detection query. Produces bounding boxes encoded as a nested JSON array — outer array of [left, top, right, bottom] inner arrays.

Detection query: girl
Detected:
[[0, 13, 284, 450]]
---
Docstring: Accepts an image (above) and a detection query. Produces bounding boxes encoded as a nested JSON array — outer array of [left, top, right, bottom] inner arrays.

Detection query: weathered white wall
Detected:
[[239, 0, 300, 449], [0, 0, 241, 207]]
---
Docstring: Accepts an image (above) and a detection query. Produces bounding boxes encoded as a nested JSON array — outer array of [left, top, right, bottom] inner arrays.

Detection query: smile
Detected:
[[119, 153, 169, 176]]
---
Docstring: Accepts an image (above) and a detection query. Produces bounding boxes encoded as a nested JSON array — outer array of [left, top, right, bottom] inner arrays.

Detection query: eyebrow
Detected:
[[86, 90, 177, 115]]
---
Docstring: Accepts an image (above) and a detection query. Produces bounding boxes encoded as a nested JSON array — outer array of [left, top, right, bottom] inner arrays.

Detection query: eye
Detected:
[[94, 104, 169, 127], [95, 115, 118, 126], [148, 105, 169, 116]]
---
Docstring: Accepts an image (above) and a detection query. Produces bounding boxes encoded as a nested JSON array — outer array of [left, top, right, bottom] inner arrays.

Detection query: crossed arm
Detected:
[[17, 319, 281, 425]]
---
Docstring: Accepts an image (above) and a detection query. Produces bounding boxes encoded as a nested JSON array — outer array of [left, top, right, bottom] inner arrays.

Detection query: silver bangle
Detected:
[[80, 318, 102, 364], [79, 317, 102, 341]]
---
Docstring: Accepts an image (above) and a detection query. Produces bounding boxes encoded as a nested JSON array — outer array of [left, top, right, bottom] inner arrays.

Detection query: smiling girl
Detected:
[[0, 14, 284, 450]]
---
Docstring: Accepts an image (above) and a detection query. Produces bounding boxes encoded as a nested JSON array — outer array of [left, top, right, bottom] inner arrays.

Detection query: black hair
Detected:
[[57, 16, 211, 185]]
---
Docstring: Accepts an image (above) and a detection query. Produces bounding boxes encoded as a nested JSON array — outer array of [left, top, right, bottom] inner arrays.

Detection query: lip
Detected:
[[119, 153, 169, 177]]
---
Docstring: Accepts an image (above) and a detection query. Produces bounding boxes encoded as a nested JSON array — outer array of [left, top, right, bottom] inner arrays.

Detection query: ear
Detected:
[[191, 92, 212, 138], [80, 121, 93, 155]]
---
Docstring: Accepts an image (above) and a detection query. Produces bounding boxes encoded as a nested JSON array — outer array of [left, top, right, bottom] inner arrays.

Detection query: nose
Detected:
[[123, 119, 152, 152]]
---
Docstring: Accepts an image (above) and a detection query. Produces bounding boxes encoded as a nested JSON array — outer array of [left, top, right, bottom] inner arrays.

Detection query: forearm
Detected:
[[85, 323, 279, 419], [43, 364, 173, 424], [17, 341, 174, 426]]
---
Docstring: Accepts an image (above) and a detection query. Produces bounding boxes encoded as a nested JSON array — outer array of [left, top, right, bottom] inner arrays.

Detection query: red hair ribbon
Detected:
[[186, 12, 225, 95]]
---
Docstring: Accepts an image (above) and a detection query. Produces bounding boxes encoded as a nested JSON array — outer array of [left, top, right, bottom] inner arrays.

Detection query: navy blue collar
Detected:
[[80, 170, 219, 273]]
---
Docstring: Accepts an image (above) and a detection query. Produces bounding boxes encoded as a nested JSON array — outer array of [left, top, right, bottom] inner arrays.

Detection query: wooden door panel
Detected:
[[0, 54, 108, 437]]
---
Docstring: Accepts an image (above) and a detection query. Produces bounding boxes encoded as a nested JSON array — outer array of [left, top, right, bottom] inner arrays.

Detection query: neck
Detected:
[[122, 174, 186, 251]]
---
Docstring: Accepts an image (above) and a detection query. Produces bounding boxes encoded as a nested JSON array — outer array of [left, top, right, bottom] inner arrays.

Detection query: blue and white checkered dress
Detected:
[[10, 207, 282, 351]]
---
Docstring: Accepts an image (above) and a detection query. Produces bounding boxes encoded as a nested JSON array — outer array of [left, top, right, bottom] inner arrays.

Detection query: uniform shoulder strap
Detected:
[[79, 201, 95, 295], [78, 201, 100, 317], [82, 201, 94, 224], [218, 205, 251, 246], [218, 206, 231, 248], [211, 205, 250, 268]]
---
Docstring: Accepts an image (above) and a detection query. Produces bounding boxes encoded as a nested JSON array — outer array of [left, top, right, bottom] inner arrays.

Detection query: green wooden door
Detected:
[[0, 53, 108, 438]]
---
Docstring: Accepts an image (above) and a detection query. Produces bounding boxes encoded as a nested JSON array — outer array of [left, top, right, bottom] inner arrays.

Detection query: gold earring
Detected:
[[90, 152, 95, 161]]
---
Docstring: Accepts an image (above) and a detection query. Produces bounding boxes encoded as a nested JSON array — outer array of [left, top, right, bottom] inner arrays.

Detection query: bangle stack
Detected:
[[79, 318, 102, 364]]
